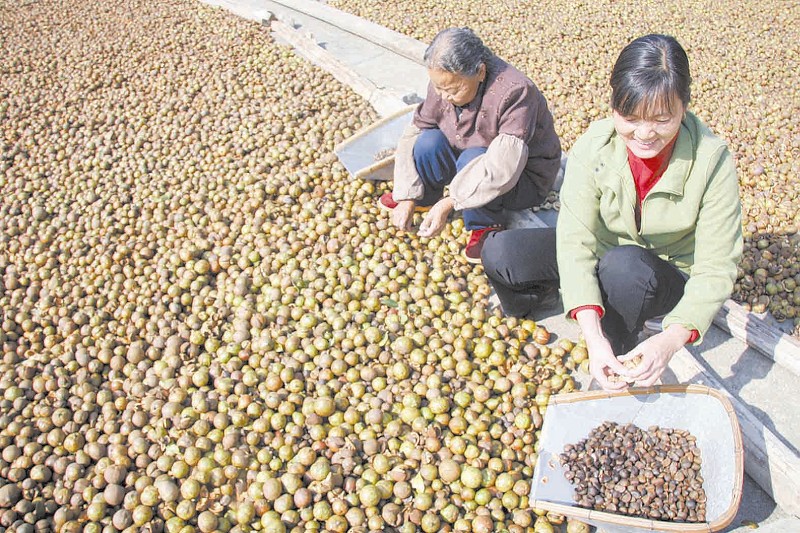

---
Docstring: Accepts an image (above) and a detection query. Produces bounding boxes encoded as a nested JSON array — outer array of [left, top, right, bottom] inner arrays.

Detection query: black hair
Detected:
[[424, 27, 492, 77], [610, 34, 691, 117]]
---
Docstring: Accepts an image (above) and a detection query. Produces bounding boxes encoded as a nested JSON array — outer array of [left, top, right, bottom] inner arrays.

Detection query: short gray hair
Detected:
[[424, 27, 492, 77]]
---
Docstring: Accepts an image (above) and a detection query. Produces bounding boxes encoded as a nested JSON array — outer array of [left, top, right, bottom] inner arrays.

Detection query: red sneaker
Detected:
[[378, 192, 430, 212], [463, 227, 501, 264]]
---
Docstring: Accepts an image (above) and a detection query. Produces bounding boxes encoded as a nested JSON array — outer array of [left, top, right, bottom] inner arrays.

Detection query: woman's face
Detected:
[[612, 94, 685, 159], [428, 64, 486, 107]]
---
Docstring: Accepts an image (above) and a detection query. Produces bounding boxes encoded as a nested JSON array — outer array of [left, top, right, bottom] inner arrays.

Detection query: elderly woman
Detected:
[[381, 27, 561, 262], [482, 34, 742, 389]]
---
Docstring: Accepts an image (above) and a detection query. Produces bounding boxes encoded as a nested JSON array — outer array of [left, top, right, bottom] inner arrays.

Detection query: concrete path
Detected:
[[264, 0, 428, 101], [199, 0, 800, 529]]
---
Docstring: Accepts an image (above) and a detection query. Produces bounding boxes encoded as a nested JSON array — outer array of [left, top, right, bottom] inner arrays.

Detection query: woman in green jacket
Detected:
[[481, 34, 743, 389]]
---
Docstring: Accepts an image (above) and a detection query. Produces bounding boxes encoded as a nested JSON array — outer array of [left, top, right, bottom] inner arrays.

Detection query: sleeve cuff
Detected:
[[568, 305, 604, 320], [686, 329, 700, 344]]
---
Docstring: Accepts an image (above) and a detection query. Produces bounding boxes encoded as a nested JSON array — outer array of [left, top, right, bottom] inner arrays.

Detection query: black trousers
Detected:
[[482, 231, 687, 353], [481, 228, 559, 317], [596, 245, 687, 354]]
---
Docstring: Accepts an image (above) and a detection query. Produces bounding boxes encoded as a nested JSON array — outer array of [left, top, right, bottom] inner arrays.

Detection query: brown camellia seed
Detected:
[[608, 353, 643, 383], [103, 484, 126, 506]]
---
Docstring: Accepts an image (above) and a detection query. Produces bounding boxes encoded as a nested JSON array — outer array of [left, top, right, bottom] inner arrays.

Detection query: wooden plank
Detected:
[[713, 300, 800, 377], [266, 18, 407, 117], [267, 0, 428, 64], [508, 209, 549, 230], [669, 348, 800, 517]]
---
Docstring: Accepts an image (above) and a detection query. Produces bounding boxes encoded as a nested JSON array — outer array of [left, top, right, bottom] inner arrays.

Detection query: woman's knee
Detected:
[[481, 229, 558, 286], [480, 231, 510, 281], [598, 246, 652, 276], [456, 146, 488, 171], [413, 128, 451, 161], [597, 246, 660, 305]]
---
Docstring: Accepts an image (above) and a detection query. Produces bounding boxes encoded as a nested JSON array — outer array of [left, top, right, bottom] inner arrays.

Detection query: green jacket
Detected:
[[556, 112, 743, 342]]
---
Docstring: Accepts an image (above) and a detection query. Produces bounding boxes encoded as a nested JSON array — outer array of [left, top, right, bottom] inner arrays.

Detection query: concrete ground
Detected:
[[201, 0, 799, 529]]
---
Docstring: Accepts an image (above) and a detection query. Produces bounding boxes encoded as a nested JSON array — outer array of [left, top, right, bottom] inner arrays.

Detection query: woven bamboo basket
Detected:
[[333, 105, 417, 181], [529, 385, 743, 532]]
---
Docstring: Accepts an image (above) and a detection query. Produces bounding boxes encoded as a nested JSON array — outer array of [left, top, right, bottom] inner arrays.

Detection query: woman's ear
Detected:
[[478, 63, 487, 82]]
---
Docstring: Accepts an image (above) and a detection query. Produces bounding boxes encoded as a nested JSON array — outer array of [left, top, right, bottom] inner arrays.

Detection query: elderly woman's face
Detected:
[[612, 93, 685, 159], [428, 64, 486, 107]]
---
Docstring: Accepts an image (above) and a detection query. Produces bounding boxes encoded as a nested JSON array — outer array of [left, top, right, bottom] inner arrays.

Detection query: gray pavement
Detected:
[[202, 0, 800, 529]]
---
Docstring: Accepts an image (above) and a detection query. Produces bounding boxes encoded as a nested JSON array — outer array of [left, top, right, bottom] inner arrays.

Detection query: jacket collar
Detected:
[[602, 120, 695, 198]]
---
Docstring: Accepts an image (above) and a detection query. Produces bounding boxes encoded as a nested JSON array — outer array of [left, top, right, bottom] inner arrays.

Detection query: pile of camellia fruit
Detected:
[[0, 0, 593, 531], [331, 0, 800, 335]]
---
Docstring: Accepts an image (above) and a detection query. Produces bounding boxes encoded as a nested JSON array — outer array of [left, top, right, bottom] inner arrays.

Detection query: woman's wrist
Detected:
[[575, 308, 608, 347], [663, 324, 692, 348], [437, 197, 455, 212], [575, 308, 601, 331]]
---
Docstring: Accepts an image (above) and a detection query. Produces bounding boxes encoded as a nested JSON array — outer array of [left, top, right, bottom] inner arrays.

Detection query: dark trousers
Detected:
[[597, 245, 687, 354], [481, 227, 559, 317], [413, 129, 543, 230], [483, 235, 687, 351]]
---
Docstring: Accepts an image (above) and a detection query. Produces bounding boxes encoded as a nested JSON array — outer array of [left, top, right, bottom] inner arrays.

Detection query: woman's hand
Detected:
[[586, 335, 631, 390], [623, 325, 691, 386], [575, 308, 631, 390], [418, 197, 454, 238], [391, 200, 416, 231]]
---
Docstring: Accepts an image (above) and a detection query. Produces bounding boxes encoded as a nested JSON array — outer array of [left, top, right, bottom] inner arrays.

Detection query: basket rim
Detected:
[[332, 104, 417, 154]]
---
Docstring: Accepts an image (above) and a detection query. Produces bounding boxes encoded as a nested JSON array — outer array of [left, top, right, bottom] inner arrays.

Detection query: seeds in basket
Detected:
[[374, 147, 396, 161], [560, 421, 707, 523]]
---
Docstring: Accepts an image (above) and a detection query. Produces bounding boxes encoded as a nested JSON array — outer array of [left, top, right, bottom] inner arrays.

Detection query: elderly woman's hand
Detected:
[[418, 197, 454, 238], [391, 200, 416, 231]]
